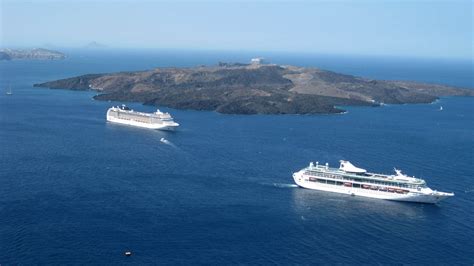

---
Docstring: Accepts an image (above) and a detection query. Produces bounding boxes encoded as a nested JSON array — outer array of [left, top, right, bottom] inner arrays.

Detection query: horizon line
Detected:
[[1, 45, 472, 62]]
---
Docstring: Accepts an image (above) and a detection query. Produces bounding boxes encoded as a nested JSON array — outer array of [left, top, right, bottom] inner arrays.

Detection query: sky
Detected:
[[0, 0, 472, 59]]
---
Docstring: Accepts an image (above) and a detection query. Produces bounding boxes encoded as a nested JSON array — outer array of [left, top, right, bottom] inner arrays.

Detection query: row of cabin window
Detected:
[[117, 114, 153, 123], [307, 178, 412, 193], [309, 172, 417, 188], [310, 178, 362, 187]]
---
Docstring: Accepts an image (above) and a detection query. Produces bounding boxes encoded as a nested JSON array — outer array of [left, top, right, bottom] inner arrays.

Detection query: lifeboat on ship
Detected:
[[396, 189, 408, 194]]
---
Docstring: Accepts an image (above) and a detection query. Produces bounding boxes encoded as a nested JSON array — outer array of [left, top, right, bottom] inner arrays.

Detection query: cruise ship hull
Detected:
[[107, 116, 178, 131], [293, 171, 452, 204]]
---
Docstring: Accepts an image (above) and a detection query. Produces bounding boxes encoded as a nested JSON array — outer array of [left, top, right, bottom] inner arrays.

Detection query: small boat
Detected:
[[343, 182, 352, 187], [439, 106, 443, 111], [160, 137, 171, 145], [5, 84, 12, 95]]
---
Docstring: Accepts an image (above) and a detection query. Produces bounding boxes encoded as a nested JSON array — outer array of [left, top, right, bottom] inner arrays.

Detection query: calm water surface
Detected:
[[0, 50, 473, 264]]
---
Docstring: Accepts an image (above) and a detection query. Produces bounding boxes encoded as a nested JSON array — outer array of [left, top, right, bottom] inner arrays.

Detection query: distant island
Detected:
[[0, 48, 65, 60], [34, 60, 474, 114], [84, 41, 108, 49]]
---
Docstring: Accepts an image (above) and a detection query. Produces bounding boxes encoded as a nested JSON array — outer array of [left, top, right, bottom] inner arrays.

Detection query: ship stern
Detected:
[[292, 170, 306, 188]]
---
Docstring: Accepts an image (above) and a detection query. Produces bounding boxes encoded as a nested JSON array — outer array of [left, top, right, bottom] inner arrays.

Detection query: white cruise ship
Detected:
[[293, 160, 454, 204], [106, 105, 179, 130]]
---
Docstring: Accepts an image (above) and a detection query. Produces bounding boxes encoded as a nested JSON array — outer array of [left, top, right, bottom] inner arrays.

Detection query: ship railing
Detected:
[[304, 170, 421, 189]]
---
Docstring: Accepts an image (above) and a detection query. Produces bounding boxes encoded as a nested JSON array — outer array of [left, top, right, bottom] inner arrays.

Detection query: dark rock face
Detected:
[[38, 74, 102, 90], [0, 48, 65, 60], [34, 63, 473, 114]]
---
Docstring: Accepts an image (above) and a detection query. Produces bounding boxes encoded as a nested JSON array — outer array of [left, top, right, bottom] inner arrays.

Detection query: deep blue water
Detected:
[[1, 50, 473, 264]]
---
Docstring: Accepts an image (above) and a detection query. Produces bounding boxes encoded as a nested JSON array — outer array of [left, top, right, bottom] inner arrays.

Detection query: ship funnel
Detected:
[[339, 160, 366, 173]]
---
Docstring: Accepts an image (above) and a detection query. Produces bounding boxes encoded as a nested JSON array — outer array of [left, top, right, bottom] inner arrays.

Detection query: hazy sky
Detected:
[[1, 0, 472, 59]]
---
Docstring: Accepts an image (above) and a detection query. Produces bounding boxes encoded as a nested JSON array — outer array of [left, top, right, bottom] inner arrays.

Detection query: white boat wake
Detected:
[[272, 183, 298, 188], [257, 182, 298, 189]]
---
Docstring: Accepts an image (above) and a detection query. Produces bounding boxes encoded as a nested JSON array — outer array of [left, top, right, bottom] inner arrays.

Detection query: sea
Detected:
[[0, 49, 473, 264]]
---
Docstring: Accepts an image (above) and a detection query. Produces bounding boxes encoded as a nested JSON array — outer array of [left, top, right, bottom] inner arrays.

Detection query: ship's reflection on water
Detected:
[[287, 187, 446, 263], [291, 187, 440, 221]]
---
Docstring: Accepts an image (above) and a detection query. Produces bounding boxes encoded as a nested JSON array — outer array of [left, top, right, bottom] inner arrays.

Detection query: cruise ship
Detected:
[[292, 160, 454, 203], [106, 105, 179, 130]]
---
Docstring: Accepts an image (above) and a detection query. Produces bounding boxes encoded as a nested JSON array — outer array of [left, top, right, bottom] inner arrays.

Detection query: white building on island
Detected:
[[250, 57, 267, 65]]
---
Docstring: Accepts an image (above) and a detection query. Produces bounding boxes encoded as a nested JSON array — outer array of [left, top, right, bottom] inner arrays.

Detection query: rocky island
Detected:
[[0, 48, 65, 60], [34, 60, 473, 114]]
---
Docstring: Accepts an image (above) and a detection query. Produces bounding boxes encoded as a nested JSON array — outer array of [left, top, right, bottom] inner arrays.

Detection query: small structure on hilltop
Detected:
[[250, 57, 267, 65]]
